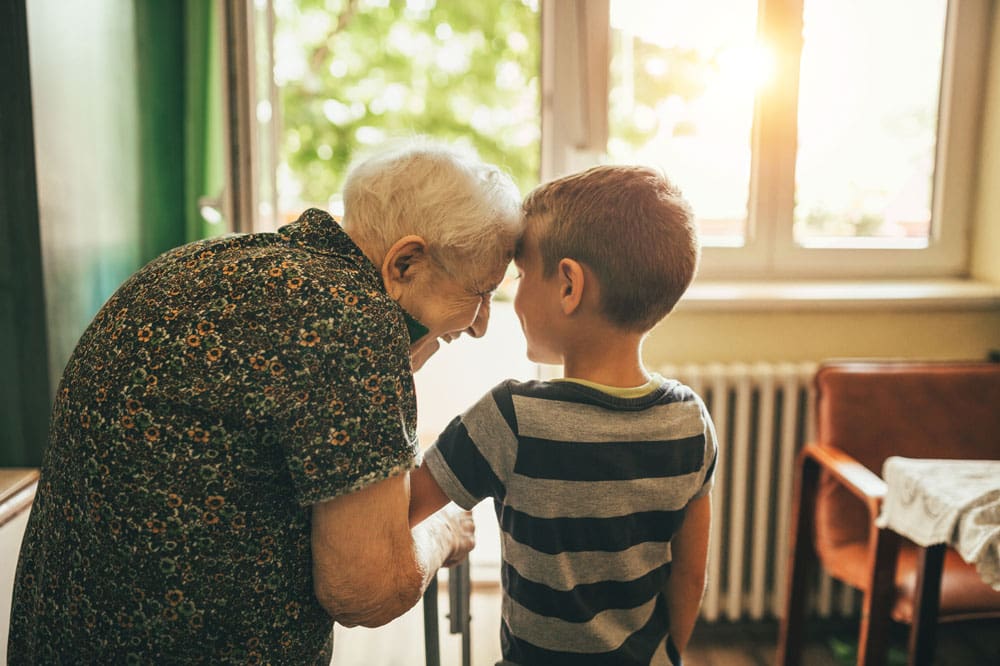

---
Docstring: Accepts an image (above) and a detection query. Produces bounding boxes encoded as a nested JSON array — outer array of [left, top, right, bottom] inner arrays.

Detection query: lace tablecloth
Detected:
[[875, 457, 1000, 590]]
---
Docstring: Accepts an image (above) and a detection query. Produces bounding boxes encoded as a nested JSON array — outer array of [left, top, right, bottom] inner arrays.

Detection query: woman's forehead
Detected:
[[474, 264, 508, 294]]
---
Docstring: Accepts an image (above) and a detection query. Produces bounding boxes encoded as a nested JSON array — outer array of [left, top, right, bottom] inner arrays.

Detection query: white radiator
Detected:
[[659, 362, 859, 622]]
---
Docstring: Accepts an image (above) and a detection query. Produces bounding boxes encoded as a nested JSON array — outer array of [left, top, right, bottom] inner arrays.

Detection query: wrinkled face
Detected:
[[408, 261, 506, 344], [512, 221, 562, 365]]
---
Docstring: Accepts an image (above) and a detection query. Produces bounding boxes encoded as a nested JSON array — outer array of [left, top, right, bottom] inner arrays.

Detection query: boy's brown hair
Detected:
[[522, 165, 699, 332]]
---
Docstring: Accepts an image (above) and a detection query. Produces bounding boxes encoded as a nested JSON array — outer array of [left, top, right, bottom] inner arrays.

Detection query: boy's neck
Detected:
[[560, 329, 650, 388]]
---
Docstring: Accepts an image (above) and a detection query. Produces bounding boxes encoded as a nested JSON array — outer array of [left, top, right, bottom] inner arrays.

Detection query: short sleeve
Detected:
[[260, 257, 419, 506], [422, 383, 517, 509], [692, 396, 718, 500]]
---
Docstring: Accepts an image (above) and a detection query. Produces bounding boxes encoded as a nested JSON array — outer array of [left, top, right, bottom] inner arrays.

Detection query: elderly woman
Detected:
[[9, 144, 522, 663]]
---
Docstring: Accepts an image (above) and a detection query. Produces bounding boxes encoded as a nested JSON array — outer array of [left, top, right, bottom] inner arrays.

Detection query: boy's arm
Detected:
[[410, 382, 513, 529], [665, 493, 712, 654], [409, 464, 475, 568], [409, 463, 453, 526]]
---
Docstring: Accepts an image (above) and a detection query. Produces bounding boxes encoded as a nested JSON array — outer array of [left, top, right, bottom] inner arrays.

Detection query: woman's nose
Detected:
[[465, 297, 491, 339]]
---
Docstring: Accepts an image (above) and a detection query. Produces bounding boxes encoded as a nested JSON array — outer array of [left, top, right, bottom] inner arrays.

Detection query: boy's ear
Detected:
[[381, 235, 429, 298], [558, 258, 585, 316]]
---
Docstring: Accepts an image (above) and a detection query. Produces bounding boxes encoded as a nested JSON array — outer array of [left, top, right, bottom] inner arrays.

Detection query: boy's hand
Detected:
[[440, 505, 476, 567]]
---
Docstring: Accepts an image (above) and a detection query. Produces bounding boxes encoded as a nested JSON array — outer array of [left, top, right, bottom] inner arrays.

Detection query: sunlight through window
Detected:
[[273, 0, 540, 222], [794, 0, 948, 248], [607, 0, 761, 248]]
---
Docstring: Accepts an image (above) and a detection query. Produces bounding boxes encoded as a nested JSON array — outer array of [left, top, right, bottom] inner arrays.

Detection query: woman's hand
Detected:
[[408, 466, 475, 566], [439, 505, 476, 567], [310, 473, 475, 628]]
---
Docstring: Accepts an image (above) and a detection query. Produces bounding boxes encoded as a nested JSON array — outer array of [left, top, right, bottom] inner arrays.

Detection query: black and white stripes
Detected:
[[424, 377, 716, 665]]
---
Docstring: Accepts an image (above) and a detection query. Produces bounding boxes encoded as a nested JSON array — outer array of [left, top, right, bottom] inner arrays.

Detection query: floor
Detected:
[[331, 584, 1000, 666]]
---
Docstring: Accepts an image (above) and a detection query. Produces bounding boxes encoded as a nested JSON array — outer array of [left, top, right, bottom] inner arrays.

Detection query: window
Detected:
[[545, 0, 990, 279], [237, 0, 990, 279], [793, 0, 947, 250], [270, 0, 540, 219]]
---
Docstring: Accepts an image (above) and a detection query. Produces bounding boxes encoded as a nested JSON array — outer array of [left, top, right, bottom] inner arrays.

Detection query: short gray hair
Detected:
[[341, 141, 523, 288]]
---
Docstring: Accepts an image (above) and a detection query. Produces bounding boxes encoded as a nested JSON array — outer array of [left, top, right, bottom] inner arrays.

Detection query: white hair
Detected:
[[341, 140, 523, 287]]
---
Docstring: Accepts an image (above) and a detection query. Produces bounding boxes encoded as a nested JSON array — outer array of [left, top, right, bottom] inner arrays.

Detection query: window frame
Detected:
[[541, 0, 992, 280]]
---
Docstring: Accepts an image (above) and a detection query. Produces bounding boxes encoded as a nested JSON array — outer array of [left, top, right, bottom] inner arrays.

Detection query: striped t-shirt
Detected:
[[422, 375, 717, 666]]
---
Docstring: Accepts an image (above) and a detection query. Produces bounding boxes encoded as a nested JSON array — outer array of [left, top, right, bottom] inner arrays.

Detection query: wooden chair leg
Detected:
[[907, 544, 945, 666], [857, 527, 901, 666], [777, 454, 822, 666]]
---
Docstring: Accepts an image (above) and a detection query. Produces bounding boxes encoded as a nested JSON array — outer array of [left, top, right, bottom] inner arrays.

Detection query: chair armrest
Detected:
[[800, 443, 886, 518]]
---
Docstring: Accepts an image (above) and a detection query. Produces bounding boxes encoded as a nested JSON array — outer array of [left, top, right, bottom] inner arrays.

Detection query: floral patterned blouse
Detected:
[[9, 209, 420, 664]]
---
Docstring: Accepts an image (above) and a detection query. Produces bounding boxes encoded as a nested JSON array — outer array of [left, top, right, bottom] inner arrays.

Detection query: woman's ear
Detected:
[[381, 235, 429, 299], [558, 258, 585, 316]]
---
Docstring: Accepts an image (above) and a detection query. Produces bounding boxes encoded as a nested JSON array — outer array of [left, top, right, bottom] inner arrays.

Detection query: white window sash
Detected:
[[540, 0, 610, 181], [220, 0, 279, 233]]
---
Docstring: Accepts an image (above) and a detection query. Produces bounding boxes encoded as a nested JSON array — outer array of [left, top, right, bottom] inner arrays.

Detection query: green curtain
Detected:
[[136, 0, 224, 261], [0, 0, 50, 467], [183, 0, 226, 244], [0, 1, 225, 466], [135, 1, 185, 260]]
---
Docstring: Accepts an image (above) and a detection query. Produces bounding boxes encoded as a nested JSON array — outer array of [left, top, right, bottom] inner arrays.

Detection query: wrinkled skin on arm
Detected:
[[310, 471, 474, 628]]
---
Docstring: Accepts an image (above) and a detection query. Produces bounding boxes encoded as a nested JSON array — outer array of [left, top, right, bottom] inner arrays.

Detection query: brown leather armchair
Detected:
[[777, 361, 1000, 666]]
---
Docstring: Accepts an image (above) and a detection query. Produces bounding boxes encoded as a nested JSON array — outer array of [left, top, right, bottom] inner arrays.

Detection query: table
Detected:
[[0, 468, 39, 529], [876, 457, 1000, 666]]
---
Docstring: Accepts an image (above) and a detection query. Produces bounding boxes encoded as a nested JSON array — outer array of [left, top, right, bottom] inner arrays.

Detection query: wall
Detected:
[[0, 511, 31, 658], [645, 309, 1000, 366]]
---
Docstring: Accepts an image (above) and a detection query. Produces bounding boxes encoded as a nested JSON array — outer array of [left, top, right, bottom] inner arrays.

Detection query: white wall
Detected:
[[1, 511, 32, 664]]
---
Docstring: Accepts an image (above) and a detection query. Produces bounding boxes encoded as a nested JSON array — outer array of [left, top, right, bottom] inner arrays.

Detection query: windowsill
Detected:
[[679, 278, 1000, 312]]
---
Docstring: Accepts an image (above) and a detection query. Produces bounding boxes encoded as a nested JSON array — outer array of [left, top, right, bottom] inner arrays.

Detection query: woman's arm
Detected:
[[310, 470, 474, 628], [665, 493, 712, 653]]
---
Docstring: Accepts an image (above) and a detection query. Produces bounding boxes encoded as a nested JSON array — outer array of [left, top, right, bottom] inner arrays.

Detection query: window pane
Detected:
[[273, 0, 540, 221], [607, 0, 761, 247], [794, 0, 947, 248]]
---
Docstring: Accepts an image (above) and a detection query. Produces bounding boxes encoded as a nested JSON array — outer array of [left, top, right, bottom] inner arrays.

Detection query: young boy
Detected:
[[409, 165, 717, 666]]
